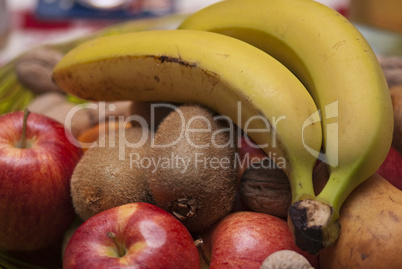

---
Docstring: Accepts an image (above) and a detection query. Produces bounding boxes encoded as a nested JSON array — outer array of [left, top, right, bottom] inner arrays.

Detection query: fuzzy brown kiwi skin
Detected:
[[70, 127, 153, 221], [148, 104, 239, 233]]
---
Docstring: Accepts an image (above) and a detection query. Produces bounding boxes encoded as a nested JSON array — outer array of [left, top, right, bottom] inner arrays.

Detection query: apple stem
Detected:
[[195, 237, 210, 266], [107, 232, 126, 258], [18, 109, 30, 149]]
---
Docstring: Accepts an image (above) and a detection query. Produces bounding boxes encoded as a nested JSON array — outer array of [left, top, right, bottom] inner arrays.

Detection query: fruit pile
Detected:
[[0, 0, 401, 268]]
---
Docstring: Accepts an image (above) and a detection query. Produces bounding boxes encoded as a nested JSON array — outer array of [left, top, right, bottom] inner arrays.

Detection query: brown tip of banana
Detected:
[[288, 199, 340, 255]]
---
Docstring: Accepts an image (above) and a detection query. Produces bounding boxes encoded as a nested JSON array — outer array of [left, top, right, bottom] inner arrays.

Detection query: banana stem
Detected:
[[287, 199, 340, 255]]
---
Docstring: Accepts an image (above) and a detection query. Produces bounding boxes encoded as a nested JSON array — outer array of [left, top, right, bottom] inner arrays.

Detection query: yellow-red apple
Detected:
[[0, 111, 83, 251], [203, 211, 318, 268], [63, 203, 200, 269]]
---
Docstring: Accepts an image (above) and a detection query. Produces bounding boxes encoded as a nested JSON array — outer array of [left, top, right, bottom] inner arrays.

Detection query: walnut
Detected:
[[240, 158, 291, 219], [260, 250, 314, 269], [15, 47, 64, 94]]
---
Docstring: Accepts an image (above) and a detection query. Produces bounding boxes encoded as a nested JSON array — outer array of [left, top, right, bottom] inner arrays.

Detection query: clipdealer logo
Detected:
[[302, 101, 339, 167], [63, 101, 338, 168]]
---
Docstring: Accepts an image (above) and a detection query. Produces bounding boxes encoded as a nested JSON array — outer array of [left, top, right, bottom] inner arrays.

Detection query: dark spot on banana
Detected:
[[388, 211, 400, 222], [155, 55, 196, 68], [361, 253, 369, 260]]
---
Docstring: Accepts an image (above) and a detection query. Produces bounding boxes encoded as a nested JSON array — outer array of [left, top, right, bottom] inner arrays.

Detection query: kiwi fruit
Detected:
[[71, 127, 153, 220], [148, 104, 239, 233]]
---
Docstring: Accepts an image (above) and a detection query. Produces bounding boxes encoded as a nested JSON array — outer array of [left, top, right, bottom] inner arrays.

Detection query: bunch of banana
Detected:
[[179, 0, 394, 254], [51, 28, 323, 236], [0, 13, 186, 116]]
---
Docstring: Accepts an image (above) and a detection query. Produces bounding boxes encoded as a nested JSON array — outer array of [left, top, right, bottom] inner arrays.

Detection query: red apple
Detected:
[[203, 211, 318, 269], [376, 146, 402, 190], [63, 202, 200, 269], [0, 111, 83, 251]]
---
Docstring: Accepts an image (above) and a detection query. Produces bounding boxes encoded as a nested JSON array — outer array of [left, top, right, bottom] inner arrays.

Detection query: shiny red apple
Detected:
[[0, 110, 83, 251], [376, 146, 402, 190], [63, 202, 200, 269], [203, 211, 318, 269]]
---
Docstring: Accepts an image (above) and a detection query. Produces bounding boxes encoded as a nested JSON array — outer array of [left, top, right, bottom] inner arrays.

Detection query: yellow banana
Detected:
[[179, 0, 394, 253], [52, 29, 322, 216]]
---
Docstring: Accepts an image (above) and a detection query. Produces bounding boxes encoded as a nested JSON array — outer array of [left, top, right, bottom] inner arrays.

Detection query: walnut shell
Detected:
[[15, 47, 64, 93], [261, 250, 314, 269], [240, 158, 291, 219]]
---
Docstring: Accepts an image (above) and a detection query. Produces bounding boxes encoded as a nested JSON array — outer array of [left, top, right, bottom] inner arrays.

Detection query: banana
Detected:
[[52, 29, 322, 213], [179, 0, 394, 253]]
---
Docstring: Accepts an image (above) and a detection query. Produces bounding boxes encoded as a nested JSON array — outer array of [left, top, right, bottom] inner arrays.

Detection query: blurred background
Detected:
[[0, 0, 402, 66]]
